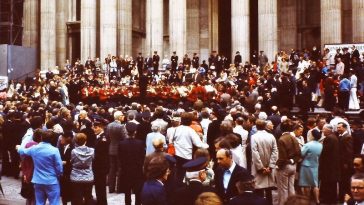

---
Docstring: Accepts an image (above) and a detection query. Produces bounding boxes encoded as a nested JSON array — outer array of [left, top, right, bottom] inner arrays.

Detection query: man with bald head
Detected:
[[215, 148, 249, 203]]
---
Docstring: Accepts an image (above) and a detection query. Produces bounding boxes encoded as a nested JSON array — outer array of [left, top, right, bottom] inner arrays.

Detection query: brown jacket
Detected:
[[276, 132, 301, 169]]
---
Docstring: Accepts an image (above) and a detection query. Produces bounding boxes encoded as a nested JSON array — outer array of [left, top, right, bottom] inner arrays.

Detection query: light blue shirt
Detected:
[[145, 132, 166, 155], [223, 161, 236, 192], [18, 142, 63, 185]]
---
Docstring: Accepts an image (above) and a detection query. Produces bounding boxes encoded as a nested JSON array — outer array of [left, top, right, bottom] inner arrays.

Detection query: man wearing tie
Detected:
[[215, 149, 249, 203]]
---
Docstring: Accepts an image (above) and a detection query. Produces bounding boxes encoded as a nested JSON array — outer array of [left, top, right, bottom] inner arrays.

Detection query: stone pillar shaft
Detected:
[[100, 0, 117, 59], [231, 0, 250, 62], [56, 0, 67, 66], [169, 0, 186, 59], [40, 0, 56, 70], [146, 0, 163, 57], [186, 0, 200, 56], [278, 0, 297, 52], [321, 0, 342, 48], [81, 0, 97, 62], [352, 0, 364, 42], [258, 0, 278, 61], [23, 0, 39, 49], [117, 0, 132, 57]]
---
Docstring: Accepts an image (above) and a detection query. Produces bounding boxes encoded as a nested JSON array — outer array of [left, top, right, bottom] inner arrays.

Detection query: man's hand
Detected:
[[15, 145, 20, 150]]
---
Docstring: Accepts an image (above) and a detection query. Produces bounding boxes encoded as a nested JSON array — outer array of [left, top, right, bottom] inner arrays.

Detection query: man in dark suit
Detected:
[[92, 119, 109, 205], [152, 51, 160, 75], [172, 157, 215, 205], [144, 55, 153, 70], [141, 155, 170, 205], [337, 122, 354, 203], [119, 123, 145, 205], [136, 52, 144, 74], [347, 173, 364, 205], [319, 124, 340, 204], [215, 149, 249, 203], [192, 53, 199, 68], [171, 51, 178, 72], [228, 173, 268, 205], [105, 111, 127, 193], [59, 131, 74, 205], [234, 51, 242, 68]]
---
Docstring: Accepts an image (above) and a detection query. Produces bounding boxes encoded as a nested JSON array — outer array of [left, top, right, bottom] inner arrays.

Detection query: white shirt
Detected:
[[351, 74, 358, 88], [233, 125, 249, 145], [200, 118, 212, 143], [330, 116, 351, 135], [174, 125, 209, 160], [223, 162, 236, 191]]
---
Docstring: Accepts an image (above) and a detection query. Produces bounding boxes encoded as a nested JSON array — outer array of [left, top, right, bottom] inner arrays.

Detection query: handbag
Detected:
[[167, 127, 177, 156]]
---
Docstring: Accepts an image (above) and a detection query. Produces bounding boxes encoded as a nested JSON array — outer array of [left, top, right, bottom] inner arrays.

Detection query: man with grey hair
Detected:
[[145, 124, 166, 155], [105, 110, 127, 193], [319, 124, 340, 204]]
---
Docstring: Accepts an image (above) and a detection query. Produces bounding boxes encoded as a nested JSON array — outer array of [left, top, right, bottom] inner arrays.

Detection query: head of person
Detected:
[[74, 133, 87, 146], [354, 155, 364, 174], [152, 137, 165, 152], [125, 122, 138, 137], [183, 157, 208, 183], [311, 129, 321, 141], [30, 116, 44, 130], [145, 155, 170, 182], [316, 117, 327, 130], [113, 111, 124, 122], [41, 130, 56, 144], [220, 120, 234, 135], [322, 124, 334, 136], [32, 128, 43, 143], [195, 192, 223, 205], [235, 173, 255, 194], [337, 122, 348, 135], [216, 149, 233, 169], [60, 131, 73, 145], [351, 173, 364, 202], [181, 112, 193, 126], [280, 119, 294, 133], [92, 120, 105, 134], [255, 119, 266, 131], [79, 110, 88, 120], [293, 123, 303, 137]]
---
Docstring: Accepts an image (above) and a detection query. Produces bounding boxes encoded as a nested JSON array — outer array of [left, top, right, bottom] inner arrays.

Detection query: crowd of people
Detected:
[[0, 46, 363, 205]]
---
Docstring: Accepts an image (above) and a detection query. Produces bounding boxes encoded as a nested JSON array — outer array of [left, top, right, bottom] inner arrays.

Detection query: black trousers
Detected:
[[255, 188, 273, 205], [175, 155, 190, 186], [124, 180, 143, 205], [338, 91, 350, 110], [339, 170, 351, 202], [95, 174, 107, 205], [71, 182, 94, 205], [319, 180, 338, 204]]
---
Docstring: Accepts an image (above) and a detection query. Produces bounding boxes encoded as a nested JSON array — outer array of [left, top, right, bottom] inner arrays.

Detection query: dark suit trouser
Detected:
[[71, 182, 93, 205], [108, 155, 121, 192], [175, 155, 190, 186], [338, 91, 350, 110], [124, 180, 142, 205], [95, 174, 107, 205], [319, 180, 338, 204], [255, 188, 273, 205], [339, 170, 351, 202]]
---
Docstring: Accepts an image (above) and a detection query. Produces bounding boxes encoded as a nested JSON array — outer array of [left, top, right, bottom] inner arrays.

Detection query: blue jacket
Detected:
[[301, 141, 323, 167], [141, 179, 168, 205], [18, 142, 63, 185], [70, 145, 94, 182]]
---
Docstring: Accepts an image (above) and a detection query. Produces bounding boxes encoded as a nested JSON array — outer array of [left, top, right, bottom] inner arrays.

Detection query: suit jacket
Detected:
[[59, 144, 74, 177], [118, 138, 145, 183], [105, 121, 127, 155], [215, 164, 249, 202], [276, 133, 301, 169], [228, 192, 269, 205], [172, 180, 215, 205], [339, 132, 354, 174], [319, 133, 340, 181], [93, 132, 109, 176], [141, 179, 168, 205]]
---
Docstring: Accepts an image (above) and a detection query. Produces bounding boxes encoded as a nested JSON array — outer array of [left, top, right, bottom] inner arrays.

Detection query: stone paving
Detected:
[[0, 176, 133, 205]]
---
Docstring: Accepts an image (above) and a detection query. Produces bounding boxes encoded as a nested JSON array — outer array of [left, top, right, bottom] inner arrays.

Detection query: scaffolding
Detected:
[[0, 0, 24, 45]]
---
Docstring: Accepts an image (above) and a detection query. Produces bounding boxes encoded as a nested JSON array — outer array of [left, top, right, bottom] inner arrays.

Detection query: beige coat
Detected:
[[251, 130, 278, 189]]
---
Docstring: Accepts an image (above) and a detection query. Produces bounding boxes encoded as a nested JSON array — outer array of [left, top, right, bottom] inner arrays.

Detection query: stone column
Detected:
[[352, 0, 364, 42], [169, 0, 186, 59], [145, 0, 163, 57], [258, 0, 278, 61], [56, 0, 67, 66], [321, 0, 342, 48], [40, 0, 56, 71], [231, 0, 250, 62], [100, 0, 117, 59], [186, 0, 200, 56], [278, 0, 297, 52], [117, 0, 132, 57], [23, 0, 39, 49], [81, 0, 97, 62]]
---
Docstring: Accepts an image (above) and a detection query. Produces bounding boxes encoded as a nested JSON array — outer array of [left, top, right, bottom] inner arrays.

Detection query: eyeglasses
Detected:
[[351, 186, 364, 191]]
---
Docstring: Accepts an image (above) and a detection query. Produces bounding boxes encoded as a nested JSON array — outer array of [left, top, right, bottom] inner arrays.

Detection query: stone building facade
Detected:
[[21, 0, 364, 70]]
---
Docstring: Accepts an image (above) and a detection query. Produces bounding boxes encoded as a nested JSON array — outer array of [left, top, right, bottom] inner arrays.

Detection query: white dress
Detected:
[[349, 74, 360, 110]]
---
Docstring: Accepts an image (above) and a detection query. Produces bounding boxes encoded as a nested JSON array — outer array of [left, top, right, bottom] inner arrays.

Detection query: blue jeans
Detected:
[[34, 184, 60, 205]]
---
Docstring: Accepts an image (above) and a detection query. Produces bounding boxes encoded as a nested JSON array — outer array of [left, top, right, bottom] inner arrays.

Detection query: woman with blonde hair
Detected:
[[195, 192, 222, 205]]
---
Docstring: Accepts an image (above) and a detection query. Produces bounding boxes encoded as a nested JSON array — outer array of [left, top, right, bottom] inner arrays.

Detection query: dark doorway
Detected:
[[249, 0, 258, 62], [218, 0, 231, 61]]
